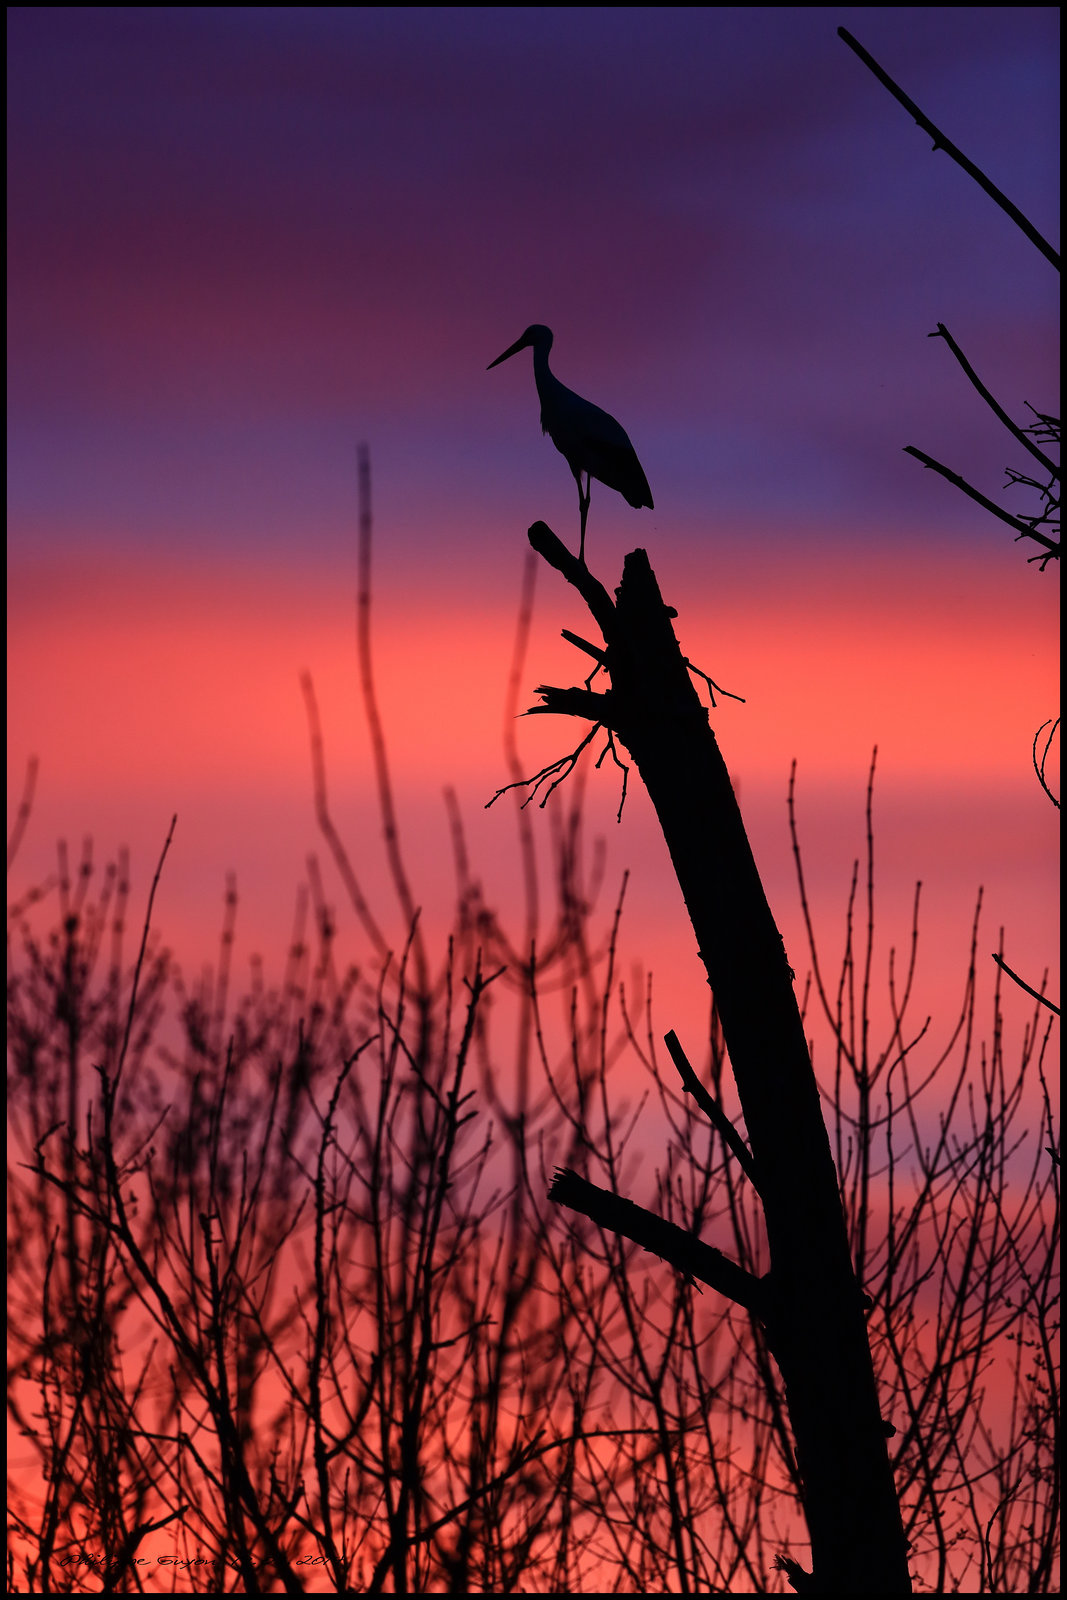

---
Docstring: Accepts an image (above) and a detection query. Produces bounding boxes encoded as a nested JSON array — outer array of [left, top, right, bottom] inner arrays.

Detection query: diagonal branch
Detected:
[[928, 324, 1060, 480], [528, 520, 617, 635], [549, 1166, 770, 1318], [902, 446, 1060, 558], [838, 28, 1060, 271], [663, 1029, 762, 1193], [992, 953, 1059, 1016]]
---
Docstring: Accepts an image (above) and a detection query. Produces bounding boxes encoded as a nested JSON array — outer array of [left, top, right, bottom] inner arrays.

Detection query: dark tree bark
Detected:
[[532, 524, 911, 1594]]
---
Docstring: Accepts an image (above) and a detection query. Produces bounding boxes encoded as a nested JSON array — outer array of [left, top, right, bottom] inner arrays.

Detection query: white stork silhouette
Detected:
[[488, 324, 653, 563]]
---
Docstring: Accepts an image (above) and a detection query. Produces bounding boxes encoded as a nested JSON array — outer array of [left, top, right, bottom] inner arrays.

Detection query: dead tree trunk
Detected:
[[531, 524, 911, 1595]]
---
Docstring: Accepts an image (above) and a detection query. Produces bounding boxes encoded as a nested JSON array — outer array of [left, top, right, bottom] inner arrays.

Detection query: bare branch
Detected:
[[991, 953, 1059, 1016], [548, 1166, 770, 1317], [484, 721, 602, 810], [302, 670, 389, 959], [902, 446, 1060, 561], [683, 657, 747, 709], [1032, 716, 1060, 809], [6, 754, 38, 873], [838, 28, 1060, 271], [663, 1029, 761, 1193], [561, 627, 608, 666], [527, 520, 618, 636], [927, 324, 1060, 481]]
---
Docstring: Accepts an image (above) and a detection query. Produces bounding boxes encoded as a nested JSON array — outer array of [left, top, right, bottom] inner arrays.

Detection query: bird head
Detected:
[[487, 324, 553, 369]]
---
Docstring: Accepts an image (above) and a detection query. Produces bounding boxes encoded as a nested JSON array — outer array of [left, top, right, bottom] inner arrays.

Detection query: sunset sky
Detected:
[[8, 6, 1059, 1060]]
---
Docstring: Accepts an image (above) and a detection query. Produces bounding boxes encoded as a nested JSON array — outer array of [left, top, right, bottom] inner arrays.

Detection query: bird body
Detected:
[[488, 324, 652, 560]]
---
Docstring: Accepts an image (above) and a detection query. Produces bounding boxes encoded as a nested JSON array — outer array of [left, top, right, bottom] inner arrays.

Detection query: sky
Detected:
[[7, 6, 1060, 1068]]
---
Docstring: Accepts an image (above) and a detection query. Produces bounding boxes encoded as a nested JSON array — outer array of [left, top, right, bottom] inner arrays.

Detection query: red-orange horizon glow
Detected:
[[8, 528, 1057, 1009]]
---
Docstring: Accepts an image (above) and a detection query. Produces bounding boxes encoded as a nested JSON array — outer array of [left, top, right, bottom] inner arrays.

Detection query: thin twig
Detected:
[[663, 1030, 761, 1193], [485, 723, 602, 811], [301, 669, 389, 958], [6, 755, 38, 872], [113, 815, 176, 1093], [356, 442, 428, 992], [928, 324, 1059, 480], [1032, 716, 1060, 809], [594, 726, 630, 822], [991, 953, 1059, 1016], [683, 658, 746, 709]]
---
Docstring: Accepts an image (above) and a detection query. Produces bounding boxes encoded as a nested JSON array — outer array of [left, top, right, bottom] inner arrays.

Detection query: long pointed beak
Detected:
[[487, 334, 529, 371]]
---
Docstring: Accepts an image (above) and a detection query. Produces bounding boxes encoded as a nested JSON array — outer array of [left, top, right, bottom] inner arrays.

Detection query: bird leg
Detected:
[[576, 471, 591, 564]]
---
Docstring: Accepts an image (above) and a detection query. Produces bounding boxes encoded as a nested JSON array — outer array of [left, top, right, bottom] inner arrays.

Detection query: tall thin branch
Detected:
[[838, 28, 1060, 271]]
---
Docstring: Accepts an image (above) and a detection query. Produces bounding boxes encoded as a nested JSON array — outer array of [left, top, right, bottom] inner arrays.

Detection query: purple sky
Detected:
[[9, 6, 1059, 569]]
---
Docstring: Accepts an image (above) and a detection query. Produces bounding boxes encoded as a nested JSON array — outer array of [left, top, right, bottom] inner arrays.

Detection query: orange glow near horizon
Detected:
[[9, 529, 1058, 774], [8, 527, 1058, 1021], [8, 522, 1057, 1145]]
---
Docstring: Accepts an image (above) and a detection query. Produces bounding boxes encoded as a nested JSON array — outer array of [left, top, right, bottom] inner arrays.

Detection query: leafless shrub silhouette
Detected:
[[8, 783, 1058, 1591], [7, 796, 629, 1592], [788, 753, 1059, 1591], [7, 454, 1059, 1592]]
